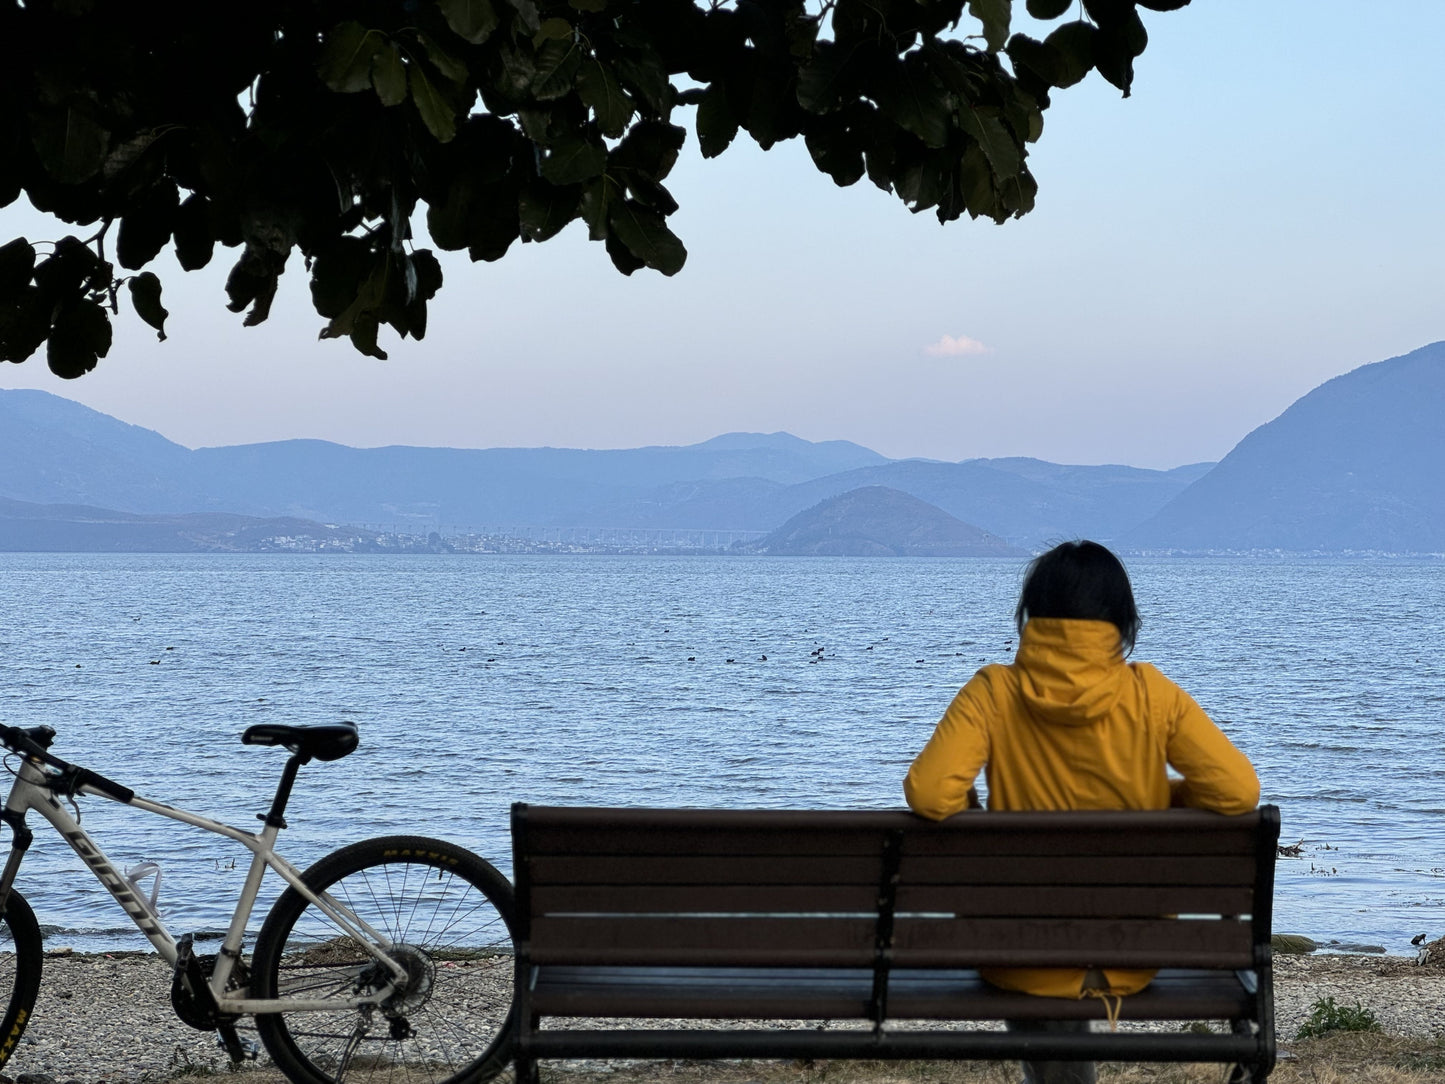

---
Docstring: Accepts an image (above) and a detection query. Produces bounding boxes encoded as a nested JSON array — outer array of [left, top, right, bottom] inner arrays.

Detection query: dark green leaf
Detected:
[[604, 233, 645, 275], [319, 22, 384, 94], [1089, 3, 1146, 95], [967, 0, 1010, 52], [624, 175, 678, 215], [1044, 21, 1097, 87], [499, 43, 539, 96], [534, 17, 573, 42], [127, 272, 168, 341], [519, 181, 582, 241], [1026, 0, 1073, 17], [0, 238, 35, 297], [539, 137, 607, 184], [501, 0, 541, 33], [1006, 33, 1058, 97], [695, 83, 737, 159], [46, 298, 111, 379], [116, 180, 179, 270], [33, 236, 99, 304], [418, 32, 470, 86], [372, 43, 408, 106], [611, 121, 686, 179], [0, 286, 50, 364], [101, 132, 162, 180], [874, 56, 950, 149], [957, 143, 996, 220], [579, 178, 612, 241], [578, 60, 633, 138], [532, 39, 582, 101], [568, 0, 607, 12], [29, 106, 110, 184], [349, 313, 388, 360], [410, 67, 458, 142], [957, 106, 1020, 180], [608, 200, 685, 275], [319, 257, 388, 343], [225, 245, 284, 326], [172, 195, 215, 272], [411, 251, 443, 301], [310, 237, 374, 318], [796, 40, 855, 113], [612, 48, 670, 117], [440, 0, 500, 44], [804, 112, 866, 187]]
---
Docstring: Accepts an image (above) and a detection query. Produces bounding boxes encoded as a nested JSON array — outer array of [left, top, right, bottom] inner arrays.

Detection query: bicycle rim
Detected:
[[252, 837, 515, 1084], [0, 890, 43, 1071]]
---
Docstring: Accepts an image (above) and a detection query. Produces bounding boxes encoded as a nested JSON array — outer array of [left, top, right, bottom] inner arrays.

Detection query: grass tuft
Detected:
[[1296, 995, 1382, 1039]]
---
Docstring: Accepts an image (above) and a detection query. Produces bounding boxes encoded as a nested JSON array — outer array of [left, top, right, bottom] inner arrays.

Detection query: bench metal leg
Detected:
[[1008, 1019, 1097, 1084]]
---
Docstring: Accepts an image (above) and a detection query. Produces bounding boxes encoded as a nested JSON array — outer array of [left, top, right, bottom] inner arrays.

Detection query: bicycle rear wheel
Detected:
[[0, 889, 43, 1071], [251, 837, 515, 1084]]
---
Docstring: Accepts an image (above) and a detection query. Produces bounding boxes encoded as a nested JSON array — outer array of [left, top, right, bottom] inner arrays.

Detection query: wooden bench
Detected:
[[510, 804, 1280, 1083]]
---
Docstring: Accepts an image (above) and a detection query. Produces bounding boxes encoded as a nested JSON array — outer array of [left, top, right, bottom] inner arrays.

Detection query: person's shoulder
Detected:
[[955, 662, 1017, 702], [1126, 660, 1192, 703]]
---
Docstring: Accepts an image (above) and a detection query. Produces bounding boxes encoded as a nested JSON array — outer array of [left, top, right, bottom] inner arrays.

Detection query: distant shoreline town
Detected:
[[3, 340, 1444, 554]]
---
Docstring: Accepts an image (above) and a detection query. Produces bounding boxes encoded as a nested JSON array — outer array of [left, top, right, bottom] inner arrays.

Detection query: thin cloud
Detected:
[[923, 334, 990, 358]]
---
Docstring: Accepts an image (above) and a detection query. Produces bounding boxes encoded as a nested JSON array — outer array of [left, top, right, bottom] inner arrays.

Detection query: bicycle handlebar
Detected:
[[0, 723, 136, 804]]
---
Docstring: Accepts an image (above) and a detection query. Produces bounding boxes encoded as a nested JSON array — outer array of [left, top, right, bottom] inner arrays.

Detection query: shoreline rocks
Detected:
[[4, 952, 1444, 1082]]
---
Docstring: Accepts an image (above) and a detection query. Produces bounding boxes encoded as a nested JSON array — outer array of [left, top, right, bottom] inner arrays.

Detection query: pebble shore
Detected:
[[2, 952, 1442, 1083]]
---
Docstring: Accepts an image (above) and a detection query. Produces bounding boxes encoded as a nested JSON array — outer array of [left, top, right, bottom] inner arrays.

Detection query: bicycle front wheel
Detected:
[[0, 888, 43, 1072], [251, 837, 515, 1084]]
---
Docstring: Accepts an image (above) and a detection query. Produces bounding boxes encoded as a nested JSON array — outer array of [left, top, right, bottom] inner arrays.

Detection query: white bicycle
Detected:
[[0, 721, 516, 1083]]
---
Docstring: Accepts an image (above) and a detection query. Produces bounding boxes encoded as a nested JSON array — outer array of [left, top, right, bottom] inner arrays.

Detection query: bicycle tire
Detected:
[[251, 836, 515, 1084], [0, 889, 43, 1072]]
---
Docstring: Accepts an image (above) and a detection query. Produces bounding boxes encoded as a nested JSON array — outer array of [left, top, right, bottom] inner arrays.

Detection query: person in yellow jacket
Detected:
[[903, 540, 1259, 1084]]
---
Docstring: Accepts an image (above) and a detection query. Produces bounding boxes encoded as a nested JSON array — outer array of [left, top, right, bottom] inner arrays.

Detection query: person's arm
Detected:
[[1153, 669, 1260, 815], [904, 673, 994, 820]]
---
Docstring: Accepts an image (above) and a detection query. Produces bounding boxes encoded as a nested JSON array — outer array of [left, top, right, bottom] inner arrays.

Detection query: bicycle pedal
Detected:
[[216, 1028, 259, 1062]]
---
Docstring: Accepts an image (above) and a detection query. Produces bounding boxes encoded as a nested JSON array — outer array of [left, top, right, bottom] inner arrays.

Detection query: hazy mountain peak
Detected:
[[1125, 340, 1445, 552]]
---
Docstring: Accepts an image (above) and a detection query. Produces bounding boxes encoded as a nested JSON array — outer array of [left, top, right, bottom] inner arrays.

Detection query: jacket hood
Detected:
[[1014, 618, 1126, 727]]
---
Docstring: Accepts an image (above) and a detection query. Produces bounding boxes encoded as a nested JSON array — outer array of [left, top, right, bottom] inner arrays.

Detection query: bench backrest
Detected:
[[511, 805, 1279, 972]]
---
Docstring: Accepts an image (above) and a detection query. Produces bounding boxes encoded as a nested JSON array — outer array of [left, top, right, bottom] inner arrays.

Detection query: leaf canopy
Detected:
[[0, 0, 1186, 376]]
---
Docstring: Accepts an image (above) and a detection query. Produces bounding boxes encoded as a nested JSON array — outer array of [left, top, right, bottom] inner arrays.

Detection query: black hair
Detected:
[[1014, 540, 1141, 655]]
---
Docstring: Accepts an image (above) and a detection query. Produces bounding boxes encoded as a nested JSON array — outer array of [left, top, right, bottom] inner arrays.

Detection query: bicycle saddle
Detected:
[[241, 722, 359, 762]]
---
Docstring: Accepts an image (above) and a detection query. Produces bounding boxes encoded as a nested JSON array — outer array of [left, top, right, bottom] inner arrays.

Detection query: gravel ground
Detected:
[[1, 952, 1442, 1083]]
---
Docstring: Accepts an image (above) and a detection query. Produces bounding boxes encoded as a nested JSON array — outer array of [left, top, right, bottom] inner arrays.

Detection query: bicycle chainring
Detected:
[[171, 952, 251, 1030]]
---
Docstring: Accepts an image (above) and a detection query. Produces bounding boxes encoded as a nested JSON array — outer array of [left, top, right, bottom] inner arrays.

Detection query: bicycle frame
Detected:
[[0, 752, 409, 1015]]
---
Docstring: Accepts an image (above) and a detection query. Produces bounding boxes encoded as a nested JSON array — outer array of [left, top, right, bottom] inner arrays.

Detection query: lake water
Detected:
[[0, 553, 1442, 956]]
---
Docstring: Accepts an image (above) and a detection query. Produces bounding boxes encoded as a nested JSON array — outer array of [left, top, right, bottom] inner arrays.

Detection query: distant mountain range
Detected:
[[0, 389, 1211, 549], [3, 339, 1444, 553]]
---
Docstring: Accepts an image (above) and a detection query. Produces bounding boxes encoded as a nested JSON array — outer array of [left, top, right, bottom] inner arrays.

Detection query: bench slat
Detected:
[[525, 853, 1253, 888], [897, 883, 1254, 916], [517, 806, 1262, 834], [532, 884, 880, 913], [524, 825, 1259, 859], [529, 916, 876, 966], [525, 854, 882, 886], [892, 916, 1253, 968], [531, 882, 1254, 917], [902, 854, 1255, 886], [530, 965, 1255, 1021]]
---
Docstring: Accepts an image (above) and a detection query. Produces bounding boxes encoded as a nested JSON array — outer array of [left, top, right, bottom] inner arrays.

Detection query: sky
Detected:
[[2, 1, 1442, 469]]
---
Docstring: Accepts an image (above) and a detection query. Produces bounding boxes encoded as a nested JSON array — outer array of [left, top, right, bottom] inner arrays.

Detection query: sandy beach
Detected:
[[1, 951, 1441, 1083]]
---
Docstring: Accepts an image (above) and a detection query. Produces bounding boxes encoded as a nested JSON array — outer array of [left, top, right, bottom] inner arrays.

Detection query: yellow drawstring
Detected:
[[1083, 987, 1124, 1032]]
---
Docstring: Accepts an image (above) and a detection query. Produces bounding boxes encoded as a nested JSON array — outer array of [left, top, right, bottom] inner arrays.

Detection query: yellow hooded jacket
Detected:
[[903, 617, 1260, 999]]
